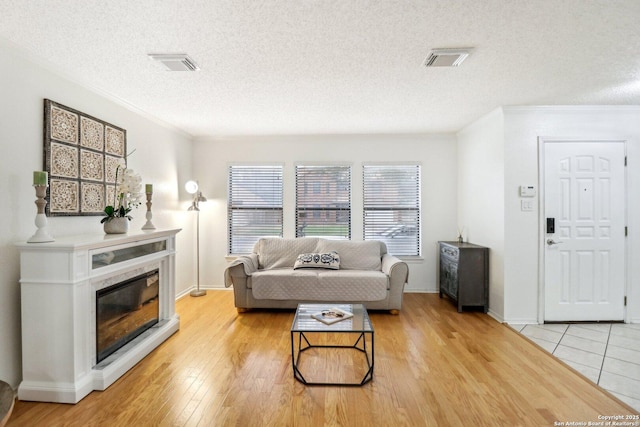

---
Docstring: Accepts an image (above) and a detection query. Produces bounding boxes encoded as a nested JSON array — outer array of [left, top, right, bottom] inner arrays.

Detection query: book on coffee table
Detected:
[[311, 307, 354, 325]]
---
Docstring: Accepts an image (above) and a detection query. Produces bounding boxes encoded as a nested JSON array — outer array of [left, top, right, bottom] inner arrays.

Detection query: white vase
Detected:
[[103, 217, 130, 234]]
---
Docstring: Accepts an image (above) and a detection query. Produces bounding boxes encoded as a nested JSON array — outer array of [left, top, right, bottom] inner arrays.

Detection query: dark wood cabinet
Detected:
[[438, 241, 489, 313]]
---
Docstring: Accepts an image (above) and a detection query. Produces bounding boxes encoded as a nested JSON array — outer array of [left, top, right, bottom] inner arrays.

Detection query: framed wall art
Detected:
[[43, 99, 127, 216]]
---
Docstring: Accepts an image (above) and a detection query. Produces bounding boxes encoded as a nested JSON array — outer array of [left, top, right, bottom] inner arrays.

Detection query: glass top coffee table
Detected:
[[291, 303, 374, 386]]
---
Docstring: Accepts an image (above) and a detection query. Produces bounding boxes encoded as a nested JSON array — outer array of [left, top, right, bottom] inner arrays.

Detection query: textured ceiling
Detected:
[[1, 0, 639, 137]]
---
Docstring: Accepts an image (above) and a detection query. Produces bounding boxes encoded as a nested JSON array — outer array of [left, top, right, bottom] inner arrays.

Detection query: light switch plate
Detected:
[[521, 200, 534, 211]]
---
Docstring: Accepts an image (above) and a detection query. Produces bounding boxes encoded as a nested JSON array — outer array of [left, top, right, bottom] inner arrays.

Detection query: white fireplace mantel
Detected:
[[16, 229, 181, 404]]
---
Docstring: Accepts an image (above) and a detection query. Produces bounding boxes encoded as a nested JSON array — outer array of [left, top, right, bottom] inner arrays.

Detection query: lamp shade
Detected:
[[185, 180, 198, 194]]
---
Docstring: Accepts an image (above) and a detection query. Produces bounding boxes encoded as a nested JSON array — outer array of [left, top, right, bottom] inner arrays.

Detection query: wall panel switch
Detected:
[[521, 200, 534, 211]]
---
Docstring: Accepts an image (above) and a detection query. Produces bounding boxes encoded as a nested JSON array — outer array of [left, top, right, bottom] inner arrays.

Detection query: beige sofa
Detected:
[[224, 237, 409, 313]]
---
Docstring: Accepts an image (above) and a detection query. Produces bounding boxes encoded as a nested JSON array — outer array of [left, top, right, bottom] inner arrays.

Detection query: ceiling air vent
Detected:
[[424, 48, 473, 67], [148, 53, 200, 71]]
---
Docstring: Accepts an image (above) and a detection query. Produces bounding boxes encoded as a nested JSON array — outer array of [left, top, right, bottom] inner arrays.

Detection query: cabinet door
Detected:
[[440, 257, 458, 298], [457, 248, 488, 311]]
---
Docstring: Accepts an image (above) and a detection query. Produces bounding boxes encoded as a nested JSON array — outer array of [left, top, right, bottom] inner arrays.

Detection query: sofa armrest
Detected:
[[381, 253, 409, 290], [223, 254, 259, 288]]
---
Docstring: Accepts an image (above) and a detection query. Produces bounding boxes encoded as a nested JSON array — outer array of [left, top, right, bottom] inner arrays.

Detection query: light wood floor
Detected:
[[7, 291, 636, 426]]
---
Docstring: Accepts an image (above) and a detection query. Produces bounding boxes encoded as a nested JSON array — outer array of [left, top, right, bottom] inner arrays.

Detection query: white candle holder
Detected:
[[27, 184, 55, 243], [141, 191, 156, 230]]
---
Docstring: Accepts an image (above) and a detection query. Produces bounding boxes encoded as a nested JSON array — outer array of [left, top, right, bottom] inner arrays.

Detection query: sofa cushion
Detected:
[[315, 240, 382, 270], [250, 269, 388, 301], [293, 252, 340, 270], [317, 270, 388, 301], [251, 269, 319, 299], [255, 237, 319, 270]]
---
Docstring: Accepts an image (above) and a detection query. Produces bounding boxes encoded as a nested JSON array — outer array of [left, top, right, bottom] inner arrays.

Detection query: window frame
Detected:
[[362, 163, 421, 256], [295, 163, 352, 240], [227, 164, 284, 254]]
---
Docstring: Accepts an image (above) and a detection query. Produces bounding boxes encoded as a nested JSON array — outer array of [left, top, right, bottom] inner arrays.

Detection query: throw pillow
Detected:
[[293, 252, 340, 270]]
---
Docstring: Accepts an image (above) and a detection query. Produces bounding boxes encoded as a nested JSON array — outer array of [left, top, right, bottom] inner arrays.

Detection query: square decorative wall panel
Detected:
[[44, 99, 127, 216]]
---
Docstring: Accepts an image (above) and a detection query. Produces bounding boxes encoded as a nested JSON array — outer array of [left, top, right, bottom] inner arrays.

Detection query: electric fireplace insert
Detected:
[[96, 269, 160, 363]]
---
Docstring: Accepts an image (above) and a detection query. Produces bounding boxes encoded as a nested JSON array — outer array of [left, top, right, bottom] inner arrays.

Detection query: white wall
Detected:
[[458, 106, 640, 324], [191, 134, 458, 293], [0, 39, 195, 389], [502, 106, 640, 324], [457, 109, 506, 320]]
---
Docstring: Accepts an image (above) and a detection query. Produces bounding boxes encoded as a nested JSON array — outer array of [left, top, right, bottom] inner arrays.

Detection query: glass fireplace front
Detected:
[[96, 269, 160, 363]]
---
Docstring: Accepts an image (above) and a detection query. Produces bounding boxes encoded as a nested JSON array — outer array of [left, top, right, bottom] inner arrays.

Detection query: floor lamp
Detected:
[[186, 180, 207, 297]]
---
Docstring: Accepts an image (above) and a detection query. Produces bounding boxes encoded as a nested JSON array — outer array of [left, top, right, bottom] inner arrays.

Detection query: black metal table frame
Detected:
[[291, 329, 374, 386]]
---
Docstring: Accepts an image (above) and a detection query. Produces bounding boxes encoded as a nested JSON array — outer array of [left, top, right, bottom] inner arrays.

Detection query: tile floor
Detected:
[[509, 322, 640, 413]]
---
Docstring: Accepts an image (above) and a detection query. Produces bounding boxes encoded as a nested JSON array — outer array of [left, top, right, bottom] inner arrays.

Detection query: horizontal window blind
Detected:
[[295, 165, 351, 239], [363, 164, 420, 256], [228, 165, 283, 254]]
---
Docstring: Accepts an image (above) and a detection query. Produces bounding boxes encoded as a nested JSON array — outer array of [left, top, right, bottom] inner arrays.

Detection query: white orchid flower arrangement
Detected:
[[101, 165, 143, 223]]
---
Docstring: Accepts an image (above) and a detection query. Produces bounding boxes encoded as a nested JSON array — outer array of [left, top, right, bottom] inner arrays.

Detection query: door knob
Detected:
[[546, 239, 563, 246]]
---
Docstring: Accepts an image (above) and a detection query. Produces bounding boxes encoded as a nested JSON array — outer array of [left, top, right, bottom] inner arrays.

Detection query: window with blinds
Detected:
[[363, 164, 420, 256], [228, 165, 283, 254], [295, 165, 351, 239]]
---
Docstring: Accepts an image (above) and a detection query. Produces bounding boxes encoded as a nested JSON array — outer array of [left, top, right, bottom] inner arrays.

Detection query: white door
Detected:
[[544, 141, 626, 321]]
